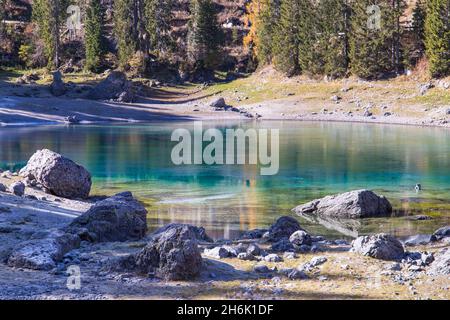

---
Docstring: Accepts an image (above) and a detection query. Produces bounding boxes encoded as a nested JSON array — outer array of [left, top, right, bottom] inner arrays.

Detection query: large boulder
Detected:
[[431, 226, 450, 241], [67, 192, 147, 242], [293, 190, 392, 218], [86, 71, 134, 101], [151, 223, 213, 242], [264, 216, 303, 242], [50, 71, 66, 96], [7, 230, 80, 271], [352, 233, 405, 261], [428, 249, 450, 276], [111, 224, 203, 280], [19, 149, 91, 199]]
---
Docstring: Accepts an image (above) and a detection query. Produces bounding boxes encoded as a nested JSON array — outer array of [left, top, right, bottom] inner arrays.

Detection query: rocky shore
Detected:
[[0, 150, 449, 300]]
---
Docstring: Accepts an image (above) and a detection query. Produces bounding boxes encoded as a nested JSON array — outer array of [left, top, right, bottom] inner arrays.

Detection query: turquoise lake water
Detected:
[[1, 121, 449, 239]]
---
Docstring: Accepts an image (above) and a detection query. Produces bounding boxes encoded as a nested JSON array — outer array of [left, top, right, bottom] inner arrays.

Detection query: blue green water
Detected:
[[1, 121, 449, 239]]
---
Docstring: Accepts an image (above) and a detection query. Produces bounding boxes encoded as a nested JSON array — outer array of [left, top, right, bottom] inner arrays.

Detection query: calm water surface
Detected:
[[1, 121, 449, 239]]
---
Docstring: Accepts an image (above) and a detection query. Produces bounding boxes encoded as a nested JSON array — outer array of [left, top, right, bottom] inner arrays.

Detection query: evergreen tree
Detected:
[[257, 0, 281, 65], [84, 0, 105, 72], [33, 0, 68, 68], [312, 0, 350, 78], [187, 0, 223, 71], [425, 0, 450, 77], [349, 0, 404, 78], [144, 0, 174, 58], [273, 0, 303, 75], [412, 0, 426, 51], [114, 0, 137, 68]]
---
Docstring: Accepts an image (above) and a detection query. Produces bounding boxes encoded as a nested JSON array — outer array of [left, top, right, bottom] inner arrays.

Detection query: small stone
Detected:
[[283, 252, 297, 260], [288, 269, 308, 280], [264, 254, 282, 263], [237, 252, 255, 261], [246, 243, 261, 256], [254, 265, 271, 273], [309, 256, 328, 267], [9, 181, 25, 196]]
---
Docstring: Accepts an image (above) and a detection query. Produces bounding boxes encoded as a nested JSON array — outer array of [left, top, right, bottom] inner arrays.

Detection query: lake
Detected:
[[1, 121, 449, 240]]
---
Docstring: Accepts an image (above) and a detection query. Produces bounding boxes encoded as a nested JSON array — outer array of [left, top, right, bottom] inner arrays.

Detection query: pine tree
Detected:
[[257, 0, 281, 65], [114, 0, 137, 68], [273, 0, 303, 75], [33, 0, 68, 68], [84, 0, 105, 72], [425, 0, 450, 77], [311, 0, 349, 78], [144, 0, 174, 58], [349, 0, 404, 79], [187, 0, 223, 71]]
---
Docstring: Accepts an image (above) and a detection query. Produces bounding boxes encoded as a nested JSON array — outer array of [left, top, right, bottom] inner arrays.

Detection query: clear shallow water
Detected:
[[1, 121, 449, 240]]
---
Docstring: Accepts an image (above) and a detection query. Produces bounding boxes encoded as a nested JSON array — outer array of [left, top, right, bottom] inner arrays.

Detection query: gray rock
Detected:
[[19, 149, 91, 199], [271, 238, 295, 252], [283, 252, 297, 260], [50, 71, 66, 96], [385, 262, 402, 271], [0, 183, 6, 192], [289, 230, 312, 246], [9, 181, 25, 196], [309, 256, 328, 267], [419, 82, 433, 96], [133, 224, 203, 280], [403, 234, 433, 246], [352, 233, 405, 261], [428, 249, 450, 275], [7, 230, 80, 271], [210, 98, 227, 109], [421, 252, 434, 265], [64, 115, 80, 124], [237, 252, 255, 261], [293, 189, 392, 218], [67, 192, 147, 242], [246, 243, 261, 256], [204, 247, 230, 259], [253, 264, 271, 273], [432, 226, 450, 241], [288, 269, 308, 280], [265, 216, 303, 242], [151, 223, 212, 242], [87, 71, 133, 101], [264, 254, 282, 262]]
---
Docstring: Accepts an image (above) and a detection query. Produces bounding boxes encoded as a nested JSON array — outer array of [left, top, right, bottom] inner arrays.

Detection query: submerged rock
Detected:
[[19, 149, 91, 199], [265, 216, 303, 242], [67, 192, 147, 242], [403, 234, 433, 247], [293, 189, 392, 218], [352, 233, 404, 261], [7, 230, 80, 271]]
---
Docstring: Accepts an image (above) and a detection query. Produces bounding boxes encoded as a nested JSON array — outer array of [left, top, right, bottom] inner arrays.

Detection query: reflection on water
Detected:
[[1, 121, 450, 239]]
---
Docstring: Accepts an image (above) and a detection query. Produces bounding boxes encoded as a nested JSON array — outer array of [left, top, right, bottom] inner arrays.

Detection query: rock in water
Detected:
[[352, 233, 404, 261], [86, 71, 133, 101], [19, 149, 91, 199], [265, 216, 303, 242], [9, 181, 25, 196], [293, 190, 392, 218], [428, 249, 450, 275], [50, 71, 66, 96], [151, 223, 212, 242], [67, 192, 147, 242], [7, 230, 80, 271], [133, 224, 203, 280]]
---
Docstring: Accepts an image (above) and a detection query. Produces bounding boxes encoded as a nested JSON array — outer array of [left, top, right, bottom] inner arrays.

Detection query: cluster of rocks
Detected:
[[209, 97, 257, 119], [16, 73, 40, 85]]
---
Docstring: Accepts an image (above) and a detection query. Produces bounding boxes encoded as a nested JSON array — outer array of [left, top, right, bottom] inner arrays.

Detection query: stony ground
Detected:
[[0, 174, 449, 300], [0, 67, 449, 127]]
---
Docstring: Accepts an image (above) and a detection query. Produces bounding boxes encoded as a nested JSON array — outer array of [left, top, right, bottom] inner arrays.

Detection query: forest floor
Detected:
[[0, 67, 449, 127], [0, 174, 449, 300]]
